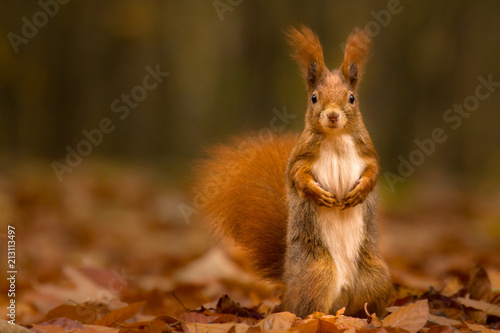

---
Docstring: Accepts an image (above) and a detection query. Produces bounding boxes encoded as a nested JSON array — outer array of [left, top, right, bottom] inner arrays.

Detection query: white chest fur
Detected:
[[311, 134, 366, 295]]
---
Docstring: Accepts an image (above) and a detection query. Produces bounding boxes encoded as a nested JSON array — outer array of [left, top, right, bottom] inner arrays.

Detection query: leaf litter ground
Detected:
[[0, 162, 499, 332]]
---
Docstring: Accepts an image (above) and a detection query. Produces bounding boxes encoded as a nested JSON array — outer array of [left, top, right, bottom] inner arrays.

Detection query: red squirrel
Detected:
[[195, 26, 392, 318]]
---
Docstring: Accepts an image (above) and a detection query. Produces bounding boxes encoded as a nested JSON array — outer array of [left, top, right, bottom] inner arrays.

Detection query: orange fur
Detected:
[[341, 28, 372, 84], [195, 133, 299, 281], [195, 26, 391, 317], [287, 25, 327, 86]]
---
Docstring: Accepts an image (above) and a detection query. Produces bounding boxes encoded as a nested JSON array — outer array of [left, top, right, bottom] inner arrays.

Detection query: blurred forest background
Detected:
[[1, 0, 500, 326], [1, 1, 500, 185]]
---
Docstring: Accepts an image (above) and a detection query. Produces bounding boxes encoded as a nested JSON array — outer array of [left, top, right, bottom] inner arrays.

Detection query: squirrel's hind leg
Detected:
[[282, 243, 337, 318], [282, 199, 338, 318], [347, 252, 392, 317]]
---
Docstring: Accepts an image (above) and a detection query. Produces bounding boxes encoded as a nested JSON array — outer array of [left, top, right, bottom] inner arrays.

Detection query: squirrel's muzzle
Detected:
[[325, 109, 341, 128]]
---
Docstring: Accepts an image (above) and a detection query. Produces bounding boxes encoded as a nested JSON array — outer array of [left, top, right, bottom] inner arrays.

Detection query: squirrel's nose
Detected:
[[327, 112, 339, 123]]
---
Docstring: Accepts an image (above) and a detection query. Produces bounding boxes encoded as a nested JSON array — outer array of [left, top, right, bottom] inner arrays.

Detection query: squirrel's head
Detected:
[[287, 26, 371, 135]]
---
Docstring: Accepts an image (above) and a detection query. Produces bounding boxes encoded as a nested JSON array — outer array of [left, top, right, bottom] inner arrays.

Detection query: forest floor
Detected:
[[0, 161, 499, 333]]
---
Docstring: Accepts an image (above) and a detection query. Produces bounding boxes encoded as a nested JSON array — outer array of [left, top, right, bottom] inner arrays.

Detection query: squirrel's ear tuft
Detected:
[[287, 25, 326, 88], [341, 28, 371, 88]]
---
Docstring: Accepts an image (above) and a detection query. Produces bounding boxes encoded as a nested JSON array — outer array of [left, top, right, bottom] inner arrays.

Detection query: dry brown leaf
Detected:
[[469, 267, 493, 302], [382, 299, 429, 333], [31, 323, 119, 333], [0, 320, 43, 333], [180, 311, 219, 324], [427, 314, 461, 326], [386, 307, 401, 313], [38, 317, 85, 329], [43, 304, 97, 324], [320, 314, 364, 330], [426, 325, 455, 333], [335, 308, 346, 316], [34, 266, 112, 305], [94, 301, 146, 327], [114, 320, 153, 330], [32, 317, 88, 332], [318, 319, 341, 333], [456, 297, 500, 317], [31, 324, 68, 333], [182, 322, 249, 333], [212, 314, 260, 326], [441, 276, 463, 297], [117, 327, 143, 333], [356, 328, 409, 333], [80, 325, 120, 333], [173, 249, 253, 284], [216, 294, 262, 319], [465, 322, 497, 333], [144, 319, 164, 333], [304, 312, 326, 320], [248, 326, 262, 333], [294, 314, 339, 332], [292, 319, 319, 333], [258, 312, 297, 331]]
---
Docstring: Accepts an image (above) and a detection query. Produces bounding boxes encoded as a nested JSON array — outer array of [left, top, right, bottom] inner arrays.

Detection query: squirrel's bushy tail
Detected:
[[194, 133, 298, 281]]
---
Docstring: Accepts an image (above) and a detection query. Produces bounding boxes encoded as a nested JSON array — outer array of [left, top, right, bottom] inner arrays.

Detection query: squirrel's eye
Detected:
[[349, 94, 355, 104], [311, 94, 318, 104]]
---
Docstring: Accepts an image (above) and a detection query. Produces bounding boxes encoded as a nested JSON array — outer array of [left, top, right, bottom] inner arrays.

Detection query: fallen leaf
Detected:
[[31, 324, 68, 333], [212, 314, 260, 325], [456, 297, 500, 317], [94, 302, 146, 327], [426, 325, 455, 333], [382, 299, 429, 333], [34, 266, 113, 305], [38, 317, 85, 329], [441, 277, 464, 297], [318, 318, 341, 333], [292, 319, 319, 333], [152, 314, 179, 324], [427, 314, 461, 326], [43, 304, 97, 324], [320, 314, 364, 330], [216, 294, 262, 319], [80, 325, 120, 332], [247, 326, 262, 333], [355, 328, 407, 333], [468, 266, 494, 324], [144, 319, 165, 333], [180, 311, 219, 324], [114, 320, 153, 330], [465, 322, 497, 333], [0, 320, 41, 333], [182, 322, 249, 333], [335, 308, 346, 316], [174, 249, 253, 284], [386, 307, 401, 313], [258, 312, 297, 331], [469, 267, 493, 302]]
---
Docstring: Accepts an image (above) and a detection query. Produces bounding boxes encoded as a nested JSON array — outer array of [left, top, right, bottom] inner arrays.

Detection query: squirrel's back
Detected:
[[195, 133, 299, 281]]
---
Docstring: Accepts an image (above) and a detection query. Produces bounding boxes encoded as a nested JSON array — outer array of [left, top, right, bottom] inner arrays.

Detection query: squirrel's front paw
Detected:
[[342, 179, 370, 209], [303, 181, 341, 208]]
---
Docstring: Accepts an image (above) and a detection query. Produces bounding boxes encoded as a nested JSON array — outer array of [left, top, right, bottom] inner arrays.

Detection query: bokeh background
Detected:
[[1, 0, 500, 325]]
